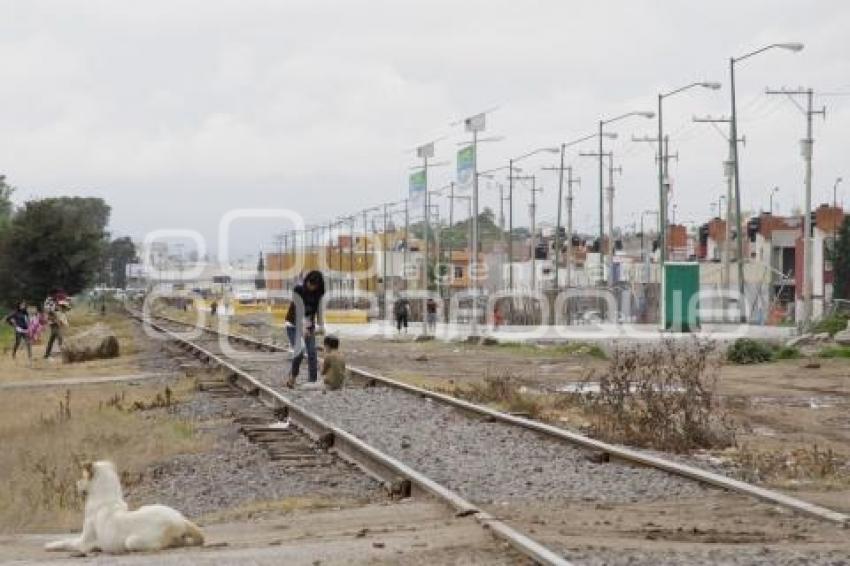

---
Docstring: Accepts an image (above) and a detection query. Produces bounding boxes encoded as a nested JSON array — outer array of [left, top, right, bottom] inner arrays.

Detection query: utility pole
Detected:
[[544, 134, 602, 289], [692, 115, 742, 291], [564, 168, 580, 288], [528, 177, 542, 290], [448, 183, 454, 287], [348, 216, 355, 296], [606, 153, 622, 288], [730, 42, 804, 323], [362, 209, 369, 293], [508, 159, 515, 290], [403, 199, 409, 292], [766, 87, 825, 326], [579, 150, 614, 285], [382, 203, 388, 317]]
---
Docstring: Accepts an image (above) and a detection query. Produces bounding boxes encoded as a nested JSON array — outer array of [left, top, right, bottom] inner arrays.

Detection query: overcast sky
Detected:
[[2, 0, 849, 259]]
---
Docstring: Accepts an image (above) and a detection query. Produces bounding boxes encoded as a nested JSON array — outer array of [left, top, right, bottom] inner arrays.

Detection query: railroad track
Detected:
[[134, 310, 850, 565]]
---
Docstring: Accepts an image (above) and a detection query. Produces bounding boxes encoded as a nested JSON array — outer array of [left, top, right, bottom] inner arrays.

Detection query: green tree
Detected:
[[0, 175, 14, 232], [0, 197, 111, 304], [105, 236, 138, 288], [833, 216, 850, 300], [255, 253, 266, 290]]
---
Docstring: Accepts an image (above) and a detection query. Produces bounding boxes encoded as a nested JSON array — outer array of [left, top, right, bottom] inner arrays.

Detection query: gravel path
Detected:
[[264, 385, 709, 505], [125, 375, 381, 520]]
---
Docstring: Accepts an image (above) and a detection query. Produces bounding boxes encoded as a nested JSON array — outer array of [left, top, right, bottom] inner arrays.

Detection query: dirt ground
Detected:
[[0, 501, 524, 565]]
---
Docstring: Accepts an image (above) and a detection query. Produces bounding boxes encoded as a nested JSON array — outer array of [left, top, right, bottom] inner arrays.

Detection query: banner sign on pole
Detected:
[[409, 169, 426, 208], [457, 145, 475, 189]]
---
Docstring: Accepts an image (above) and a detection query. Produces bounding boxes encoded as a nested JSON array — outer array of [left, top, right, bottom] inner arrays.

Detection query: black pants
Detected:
[[13, 332, 31, 359], [396, 314, 408, 331], [45, 327, 63, 357]]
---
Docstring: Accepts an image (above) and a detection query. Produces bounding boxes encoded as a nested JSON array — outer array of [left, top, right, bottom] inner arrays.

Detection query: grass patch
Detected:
[[0, 324, 12, 350], [733, 444, 850, 488], [817, 345, 850, 359], [434, 373, 545, 419], [726, 338, 774, 364], [0, 379, 206, 533], [773, 345, 802, 360], [726, 338, 802, 364]]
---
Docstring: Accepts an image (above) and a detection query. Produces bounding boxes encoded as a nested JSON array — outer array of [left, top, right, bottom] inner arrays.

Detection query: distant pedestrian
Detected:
[[44, 300, 69, 358], [284, 270, 325, 388], [493, 305, 504, 330], [321, 335, 346, 391], [425, 297, 438, 334], [393, 297, 409, 334], [210, 300, 218, 316], [5, 300, 32, 361]]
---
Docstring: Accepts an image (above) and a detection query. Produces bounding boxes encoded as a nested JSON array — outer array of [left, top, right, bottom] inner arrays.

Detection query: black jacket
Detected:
[[5, 309, 29, 333], [285, 284, 324, 326]]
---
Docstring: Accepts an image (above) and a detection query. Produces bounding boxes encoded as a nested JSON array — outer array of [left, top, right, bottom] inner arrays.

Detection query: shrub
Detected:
[[726, 338, 773, 364], [579, 339, 735, 452], [811, 313, 850, 336], [773, 345, 801, 360]]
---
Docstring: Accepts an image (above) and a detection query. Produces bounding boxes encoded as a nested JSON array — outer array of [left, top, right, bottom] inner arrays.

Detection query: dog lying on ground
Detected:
[[45, 460, 204, 555]]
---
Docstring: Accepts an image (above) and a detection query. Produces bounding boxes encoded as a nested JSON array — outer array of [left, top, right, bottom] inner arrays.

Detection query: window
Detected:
[[454, 266, 464, 279]]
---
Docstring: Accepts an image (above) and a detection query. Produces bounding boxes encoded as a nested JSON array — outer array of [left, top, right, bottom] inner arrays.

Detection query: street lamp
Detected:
[[730, 42, 804, 322], [657, 81, 721, 266], [598, 111, 654, 286], [769, 186, 779, 214], [834, 177, 843, 211], [502, 147, 558, 291], [547, 132, 616, 289]]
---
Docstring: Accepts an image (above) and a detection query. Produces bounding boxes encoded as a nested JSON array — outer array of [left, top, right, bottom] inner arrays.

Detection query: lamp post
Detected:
[[769, 186, 779, 214], [730, 42, 804, 322], [597, 111, 654, 286], [544, 134, 613, 289], [657, 82, 721, 267], [498, 148, 558, 291]]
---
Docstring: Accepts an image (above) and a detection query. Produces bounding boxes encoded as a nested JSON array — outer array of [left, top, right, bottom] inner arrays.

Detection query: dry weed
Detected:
[[578, 339, 736, 452], [0, 380, 204, 533]]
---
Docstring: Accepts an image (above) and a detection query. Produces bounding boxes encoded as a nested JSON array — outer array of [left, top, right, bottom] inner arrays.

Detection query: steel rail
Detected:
[[141, 311, 850, 528], [133, 311, 572, 566]]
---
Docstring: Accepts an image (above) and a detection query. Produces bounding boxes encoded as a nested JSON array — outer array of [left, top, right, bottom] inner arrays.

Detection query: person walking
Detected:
[[425, 297, 438, 334], [5, 300, 32, 361], [393, 297, 409, 334], [44, 300, 69, 358], [284, 270, 325, 388]]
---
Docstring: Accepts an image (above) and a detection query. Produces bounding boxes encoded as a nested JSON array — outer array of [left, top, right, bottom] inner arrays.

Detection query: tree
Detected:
[[0, 175, 14, 232], [0, 197, 111, 305], [832, 216, 850, 301], [105, 236, 138, 288], [255, 253, 266, 290]]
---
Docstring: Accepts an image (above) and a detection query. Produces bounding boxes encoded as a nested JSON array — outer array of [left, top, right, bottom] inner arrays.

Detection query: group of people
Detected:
[[283, 270, 345, 392], [393, 296, 439, 335], [5, 291, 71, 362]]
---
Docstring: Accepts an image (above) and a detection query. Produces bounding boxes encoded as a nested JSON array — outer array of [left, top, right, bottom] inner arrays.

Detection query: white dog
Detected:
[[45, 461, 204, 554]]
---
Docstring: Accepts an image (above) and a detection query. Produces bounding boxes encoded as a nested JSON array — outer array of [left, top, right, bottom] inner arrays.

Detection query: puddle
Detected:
[[556, 382, 685, 394]]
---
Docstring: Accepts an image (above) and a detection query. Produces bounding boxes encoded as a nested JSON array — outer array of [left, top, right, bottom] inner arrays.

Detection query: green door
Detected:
[[663, 263, 700, 332]]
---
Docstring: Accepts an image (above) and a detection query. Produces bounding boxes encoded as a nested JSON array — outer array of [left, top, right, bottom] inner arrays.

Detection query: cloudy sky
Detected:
[[2, 0, 849, 258]]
